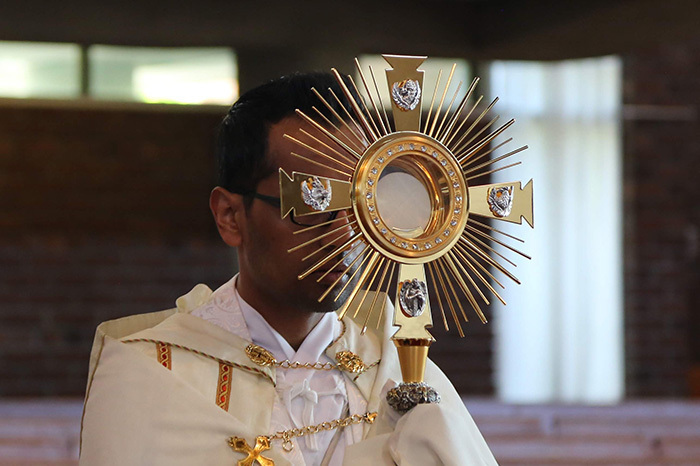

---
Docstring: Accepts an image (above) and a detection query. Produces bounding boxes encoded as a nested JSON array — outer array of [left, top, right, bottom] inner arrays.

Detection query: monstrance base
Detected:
[[386, 381, 441, 413]]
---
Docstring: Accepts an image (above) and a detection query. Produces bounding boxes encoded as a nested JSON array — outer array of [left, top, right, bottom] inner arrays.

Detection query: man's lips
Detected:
[[313, 268, 346, 285]]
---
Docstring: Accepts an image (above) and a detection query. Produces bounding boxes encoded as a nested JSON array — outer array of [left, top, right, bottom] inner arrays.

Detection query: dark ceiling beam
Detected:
[[0, 1, 476, 55], [472, 0, 700, 60], [0, 0, 697, 61]]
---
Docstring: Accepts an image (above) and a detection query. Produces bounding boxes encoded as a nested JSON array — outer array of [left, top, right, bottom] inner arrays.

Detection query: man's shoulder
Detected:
[[95, 308, 176, 341], [85, 283, 217, 377], [94, 283, 214, 341]]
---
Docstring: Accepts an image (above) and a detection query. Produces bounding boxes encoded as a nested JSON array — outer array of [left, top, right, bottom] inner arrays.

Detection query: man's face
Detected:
[[235, 116, 360, 315]]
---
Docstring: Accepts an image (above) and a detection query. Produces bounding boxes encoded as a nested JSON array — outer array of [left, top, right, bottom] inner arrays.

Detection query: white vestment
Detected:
[[79, 281, 497, 465], [192, 278, 366, 465]]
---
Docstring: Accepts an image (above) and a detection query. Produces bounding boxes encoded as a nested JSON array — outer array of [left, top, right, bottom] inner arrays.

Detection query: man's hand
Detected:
[[343, 380, 497, 465]]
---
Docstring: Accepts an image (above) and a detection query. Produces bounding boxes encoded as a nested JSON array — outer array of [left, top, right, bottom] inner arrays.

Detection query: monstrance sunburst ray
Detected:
[[456, 118, 514, 162], [462, 230, 518, 268], [468, 216, 525, 243], [443, 93, 483, 146], [434, 80, 464, 140], [317, 245, 371, 302], [361, 257, 393, 332], [347, 75, 384, 139], [298, 128, 358, 167], [354, 58, 389, 136], [439, 76, 480, 143], [439, 255, 475, 316], [331, 69, 379, 142], [426, 261, 451, 333], [464, 136, 513, 167], [352, 256, 388, 319], [300, 231, 365, 270], [461, 239, 522, 288], [465, 224, 531, 260], [367, 65, 393, 133], [454, 244, 506, 290], [465, 161, 523, 181], [313, 241, 366, 282], [450, 96, 498, 148], [434, 259, 465, 323], [287, 219, 358, 253], [299, 232, 362, 276], [422, 68, 443, 134], [463, 144, 526, 175], [427, 64, 457, 137], [278, 54, 535, 410], [443, 254, 487, 320], [310, 106, 366, 154], [293, 212, 356, 236], [321, 88, 370, 147], [284, 133, 356, 172], [450, 246, 507, 304], [295, 109, 362, 159], [289, 151, 353, 179], [300, 228, 356, 263]]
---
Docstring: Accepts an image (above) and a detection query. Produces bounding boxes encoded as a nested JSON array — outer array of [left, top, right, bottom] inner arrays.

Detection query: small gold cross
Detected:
[[228, 436, 274, 466]]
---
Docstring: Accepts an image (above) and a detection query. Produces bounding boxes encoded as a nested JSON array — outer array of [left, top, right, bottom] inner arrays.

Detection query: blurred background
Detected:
[[0, 0, 698, 464]]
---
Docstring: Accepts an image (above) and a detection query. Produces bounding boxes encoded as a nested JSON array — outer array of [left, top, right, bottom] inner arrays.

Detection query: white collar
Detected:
[[192, 275, 342, 364], [235, 280, 341, 363]]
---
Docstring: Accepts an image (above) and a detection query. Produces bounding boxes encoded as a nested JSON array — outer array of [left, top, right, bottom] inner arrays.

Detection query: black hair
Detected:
[[216, 71, 360, 195]]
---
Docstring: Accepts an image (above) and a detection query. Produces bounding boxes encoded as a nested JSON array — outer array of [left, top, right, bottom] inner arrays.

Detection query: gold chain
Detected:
[[268, 411, 377, 452], [245, 344, 368, 374], [276, 359, 336, 370], [243, 319, 348, 372]]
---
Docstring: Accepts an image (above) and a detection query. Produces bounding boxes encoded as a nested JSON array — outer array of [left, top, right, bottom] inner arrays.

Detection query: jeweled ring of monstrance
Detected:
[[279, 55, 534, 412]]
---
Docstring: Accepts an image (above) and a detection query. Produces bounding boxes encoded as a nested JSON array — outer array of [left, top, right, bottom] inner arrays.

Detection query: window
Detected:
[[488, 57, 624, 403], [0, 41, 237, 105], [0, 41, 81, 99], [88, 46, 237, 105]]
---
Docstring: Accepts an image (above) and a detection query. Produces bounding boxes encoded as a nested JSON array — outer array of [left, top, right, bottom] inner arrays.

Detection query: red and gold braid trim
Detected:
[[216, 363, 233, 411], [156, 342, 172, 370], [121, 338, 275, 386]]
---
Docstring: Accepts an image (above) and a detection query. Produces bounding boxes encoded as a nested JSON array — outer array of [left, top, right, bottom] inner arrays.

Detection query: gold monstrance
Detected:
[[279, 55, 534, 412]]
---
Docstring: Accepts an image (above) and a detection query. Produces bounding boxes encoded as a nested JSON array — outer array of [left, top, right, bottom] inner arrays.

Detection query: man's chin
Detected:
[[295, 269, 360, 313], [299, 289, 350, 314], [307, 293, 345, 314]]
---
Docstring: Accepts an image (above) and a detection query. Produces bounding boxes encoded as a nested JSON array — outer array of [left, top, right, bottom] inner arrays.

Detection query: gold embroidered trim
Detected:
[[335, 350, 366, 373], [352, 358, 381, 381], [122, 338, 275, 386], [156, 342, 172, 370], [216, 363, 232, 411]]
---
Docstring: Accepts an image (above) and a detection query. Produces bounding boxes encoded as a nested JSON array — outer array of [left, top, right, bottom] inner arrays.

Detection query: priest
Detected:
[[79, 72, 497, 465]]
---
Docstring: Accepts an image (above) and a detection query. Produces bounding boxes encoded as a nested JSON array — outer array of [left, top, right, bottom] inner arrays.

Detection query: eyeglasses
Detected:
[[247, 192, 340, 227]]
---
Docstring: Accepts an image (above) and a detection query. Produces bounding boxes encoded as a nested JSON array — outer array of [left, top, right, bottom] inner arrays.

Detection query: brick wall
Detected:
[[623, 39, 700, 397], [0, 103, 235, 396], [3, 34, 698, 399]]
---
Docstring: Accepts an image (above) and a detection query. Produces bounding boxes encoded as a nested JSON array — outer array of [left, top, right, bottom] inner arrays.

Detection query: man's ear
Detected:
[[210, 187, 245, 247]]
